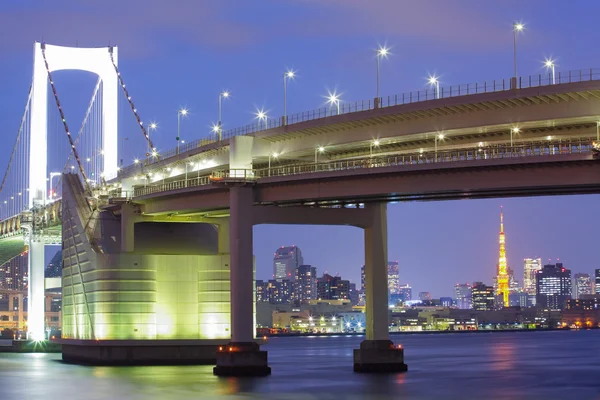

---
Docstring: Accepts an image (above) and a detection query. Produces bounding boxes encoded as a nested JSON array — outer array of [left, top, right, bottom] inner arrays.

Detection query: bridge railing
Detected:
[[116, 68, 600, 176], [129, 138, 594, 198]]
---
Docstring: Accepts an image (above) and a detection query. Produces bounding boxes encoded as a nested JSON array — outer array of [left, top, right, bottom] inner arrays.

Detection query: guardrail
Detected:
[[119, 68, 600, 175], [130, 138, 595, 198]]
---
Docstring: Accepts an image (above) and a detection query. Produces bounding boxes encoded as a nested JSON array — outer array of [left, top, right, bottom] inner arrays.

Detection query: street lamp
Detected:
[[177, 108, 188, 155], [268, 152, 279, 176], [315, 146, 325, 164], [370, 140, 380, 157], [218, 91, 229, 141], [435, 133, 444, 161], [326, 91, 341, 115], [510, 127, 520, 147], [283, 70, 295, 125], [255, 108, 268, 130], [513, 22, 525, 79], [48, 172, 61, 202], [376, 46, 390, 103], [428, 75, 440, 99], [544, 58, 556, 85], [148, 122, 157, 155]]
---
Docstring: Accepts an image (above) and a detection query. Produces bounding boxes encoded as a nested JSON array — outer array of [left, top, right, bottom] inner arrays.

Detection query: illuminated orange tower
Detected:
[[496, 207, 509, 307]]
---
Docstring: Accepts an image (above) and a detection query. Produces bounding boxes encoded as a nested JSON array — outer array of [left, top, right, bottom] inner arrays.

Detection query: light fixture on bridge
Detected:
[[151, 150, 158, 157], [217, 92, 230, 141], [434, 134, 444, 161], [148, 122, 158, 154], [437, 133, 445, 140], [212, 124, 220, 134], [86, 157, 91, 162], [255, 108, 268, 130], [376, 45, 390, 102], [543, 58, 556, 85], [315, 146, 325, 164], [427, 75, 440, 99], [510, 127, 520, 146], [100, 149, 105, 155], [325, 91, 341, 115], [283, 70, 296, 125], [134, 159, 140, 164], [177, 108, 189, 155], [547, 135, 552, 141], [513, 22, 525, 80]]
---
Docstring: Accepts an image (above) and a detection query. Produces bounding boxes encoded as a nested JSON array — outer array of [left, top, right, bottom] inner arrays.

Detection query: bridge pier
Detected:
[[354, 202, 407, 373], [214, 185, 270, 376], [28, 241, 46, 341]]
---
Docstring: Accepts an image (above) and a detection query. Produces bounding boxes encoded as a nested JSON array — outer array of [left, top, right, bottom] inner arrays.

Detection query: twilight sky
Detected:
[[1, 0, 599, 297]]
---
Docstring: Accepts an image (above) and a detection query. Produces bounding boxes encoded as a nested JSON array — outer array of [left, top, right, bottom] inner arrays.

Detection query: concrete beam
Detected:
[[252, 205, 371, 228]]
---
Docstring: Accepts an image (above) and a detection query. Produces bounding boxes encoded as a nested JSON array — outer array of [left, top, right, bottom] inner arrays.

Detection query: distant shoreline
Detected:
[[262, 327, 599, 338]]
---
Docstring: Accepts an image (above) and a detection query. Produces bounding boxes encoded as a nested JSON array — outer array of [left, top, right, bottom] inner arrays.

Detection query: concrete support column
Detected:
[[214, 185, 270, 376], [363, 202, 389, 341], [354, 202, 407, 373], [228, 186, 254, 343], [120, 203, 137, 252], [28, 241, 45, 340], [16, 294, 23, 333], [216, 218, 230, 254]]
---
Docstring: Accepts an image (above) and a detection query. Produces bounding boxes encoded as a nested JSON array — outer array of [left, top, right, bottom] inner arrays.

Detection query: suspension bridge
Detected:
[[2, 41, 600, 374]]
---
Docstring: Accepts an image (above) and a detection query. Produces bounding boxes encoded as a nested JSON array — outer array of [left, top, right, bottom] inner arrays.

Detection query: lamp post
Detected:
[[185, 161, 194, 187], [218, 91, 229, 141], [268, 152, 278, 177], [315, 146, 325, 164], [435, 133, 444, 161], [326, 91, 341, 115], [428, 75, 440, 99], [283, 71, 295, 125], [376, 46, 389, 104], [177, 108, 188, 155], [510, 127, 520, 147], [370, 140, 380, 157], [513, 22, 524, 79], [544, 59, 556, 85], [255, 108, 268, 130], [148, 122, 157, 156]]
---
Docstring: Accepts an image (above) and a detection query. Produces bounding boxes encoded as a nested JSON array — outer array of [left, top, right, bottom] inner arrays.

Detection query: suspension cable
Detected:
[[0, 84, 32, 195], [108, 46, 155, 152], [54, 77, 102, 195], [40, 43, 91, 195]]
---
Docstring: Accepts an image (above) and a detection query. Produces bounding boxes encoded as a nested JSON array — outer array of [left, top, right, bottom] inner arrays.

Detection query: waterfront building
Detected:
[[348, 283, 359, 306], [472, 282, 495, 311], [536, 263, 572, 310], [0, 252, 27, 291], [595, 269, 600, 295], [317, 273, 350, 301], [399, 284, 412, 303], [523, 258, 543, 295], [440, 297, 453, 307], [454, 283, 472, 309], [574, 273, 593, 299], [495, 208, 509, 307], [256, 280, 269, 303], [273, 246, 304, 280], [295, 265, 317, 303]]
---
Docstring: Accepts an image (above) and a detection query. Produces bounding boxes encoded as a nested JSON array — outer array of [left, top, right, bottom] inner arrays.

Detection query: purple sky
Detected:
[[1, 0, 600, 297]]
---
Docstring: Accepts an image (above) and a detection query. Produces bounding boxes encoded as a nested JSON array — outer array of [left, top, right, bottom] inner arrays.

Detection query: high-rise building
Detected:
[[574, 273, 593, 299], [440, 297, 453, 307], [388, 261, 400, 296], [523, 258, 543, 295], [349, 283, 359, 306], [418, 292, 432, 301], [317, 273, 350, 301], [360, 265, 365, 292], [267, 279, 293, 304], [472, 282, 495, 311], [45, 250, 62, 278], [496, 208, 509, 308], [0, 252, 28, 291], [256, 280, 269, 303], [595, 269, 600, 295], [399, 284, 412, 303], [273, 246, 304, 280], [536, 263, 572, 310], [295, 265, 317, 303], [454, 283, 472, 309]]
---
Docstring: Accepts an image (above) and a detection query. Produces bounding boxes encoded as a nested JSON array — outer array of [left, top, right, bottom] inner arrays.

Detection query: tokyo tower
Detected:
[[496, 207, 509, 307]]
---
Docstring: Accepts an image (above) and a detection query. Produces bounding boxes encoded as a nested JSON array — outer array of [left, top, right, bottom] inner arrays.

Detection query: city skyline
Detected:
[[1, 1, 600, 299]]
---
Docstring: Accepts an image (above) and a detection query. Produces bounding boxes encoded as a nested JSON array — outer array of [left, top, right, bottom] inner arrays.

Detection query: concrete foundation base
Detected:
[[213, 342, 271, 376], [353, 340, 408, 373], [59, 339, 227, 365]]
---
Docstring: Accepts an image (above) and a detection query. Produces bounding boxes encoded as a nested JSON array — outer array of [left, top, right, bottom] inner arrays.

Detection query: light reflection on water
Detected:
[[0, 330, 599, 399]]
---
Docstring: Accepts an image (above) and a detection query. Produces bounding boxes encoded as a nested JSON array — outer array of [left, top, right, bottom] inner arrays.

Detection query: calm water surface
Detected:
[[1, 330, 599, 399]]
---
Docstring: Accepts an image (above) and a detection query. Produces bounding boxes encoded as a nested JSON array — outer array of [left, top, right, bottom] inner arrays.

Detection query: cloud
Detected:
[[0, 0, 258, 56]]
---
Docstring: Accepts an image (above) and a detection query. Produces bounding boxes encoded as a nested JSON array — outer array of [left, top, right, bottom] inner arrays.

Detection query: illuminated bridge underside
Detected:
[[136, 154, 600, 216], [0, 236, 27, 267]]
